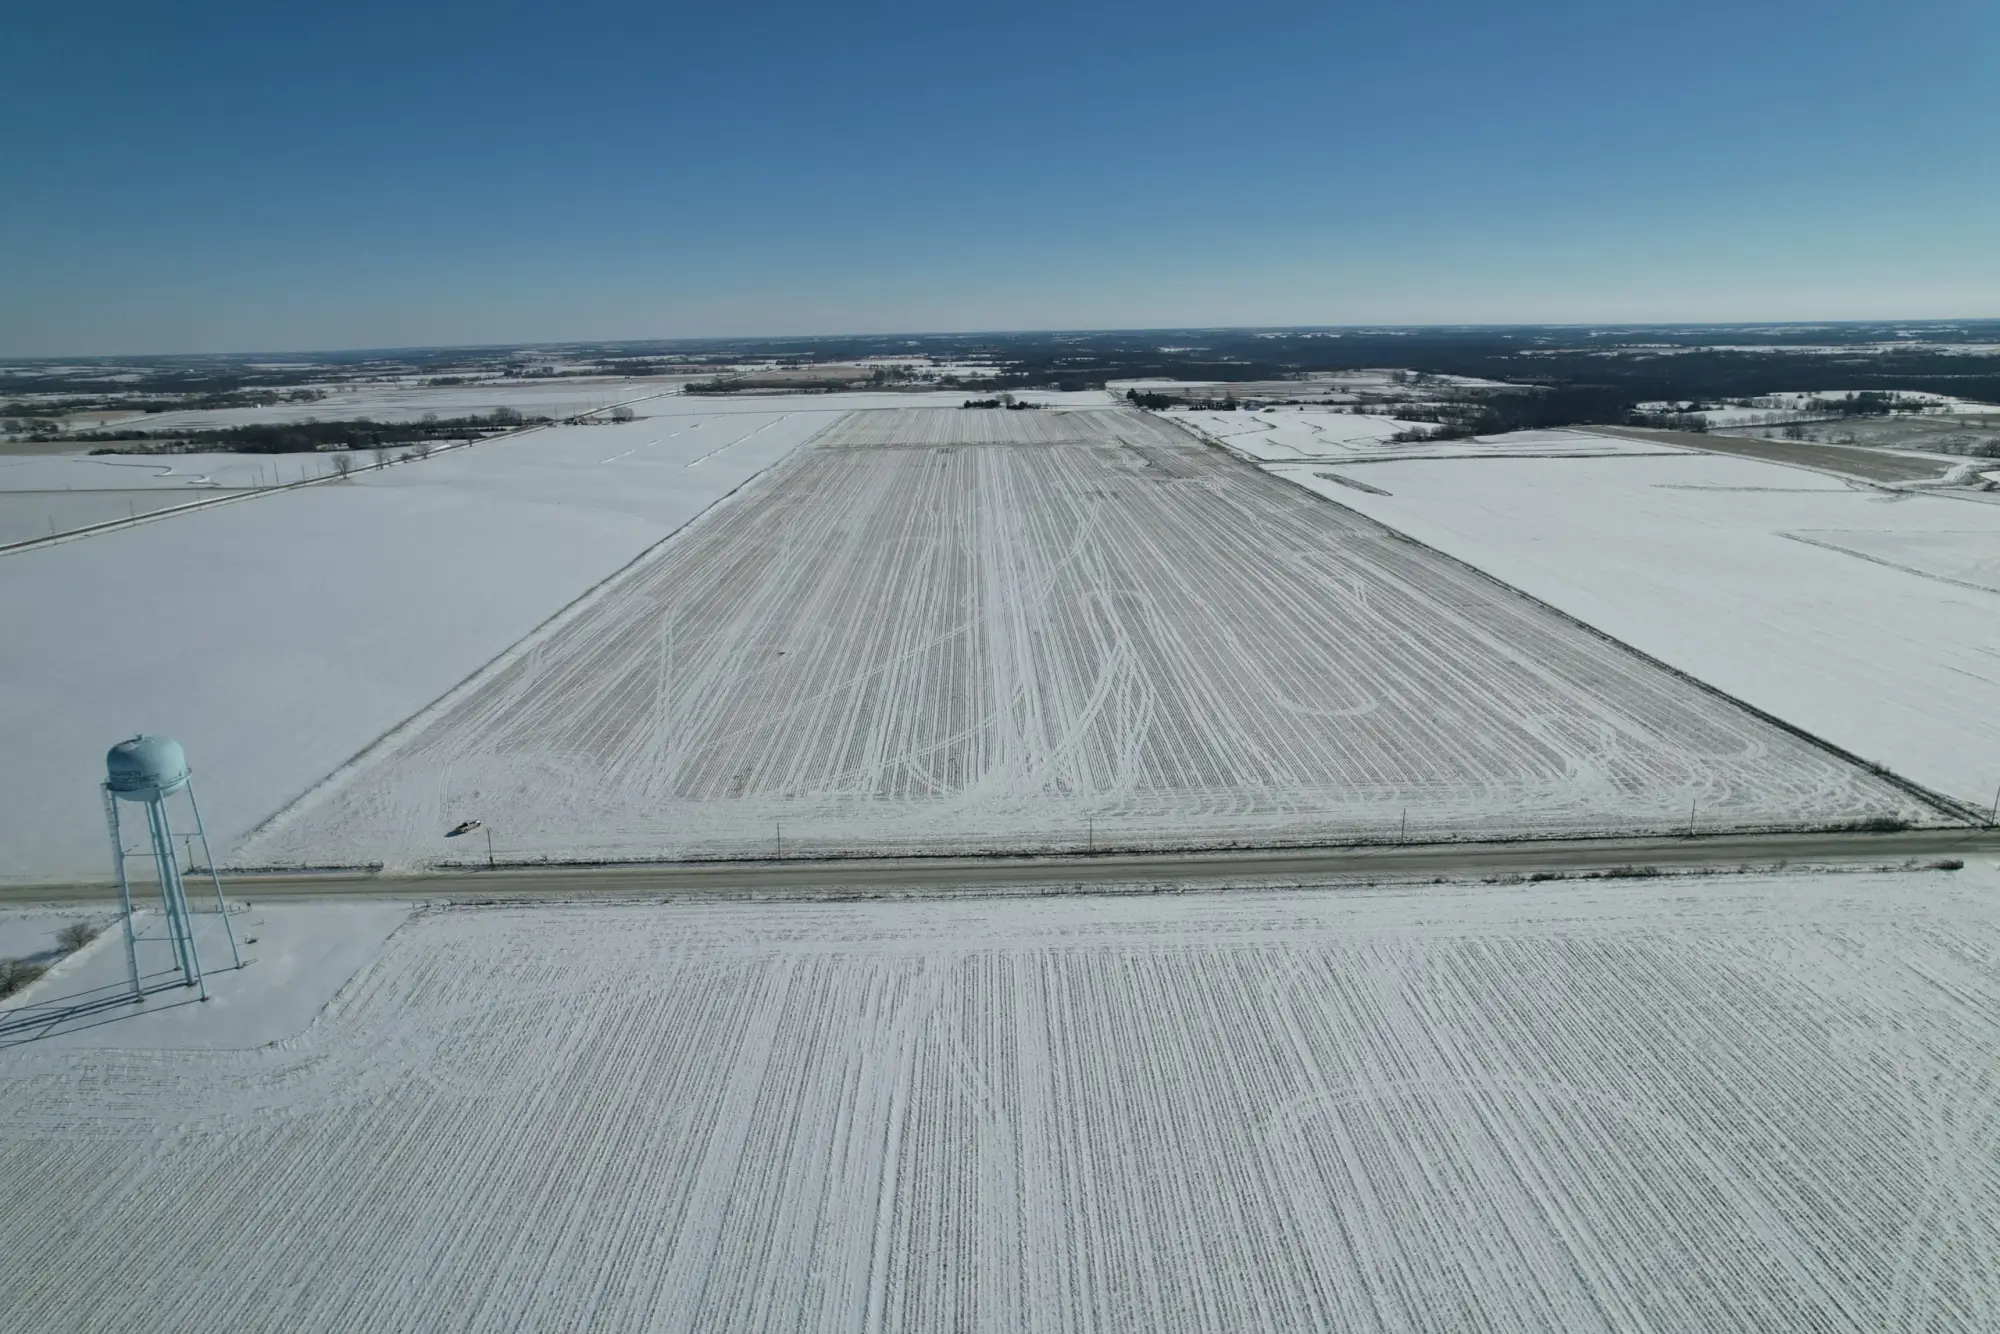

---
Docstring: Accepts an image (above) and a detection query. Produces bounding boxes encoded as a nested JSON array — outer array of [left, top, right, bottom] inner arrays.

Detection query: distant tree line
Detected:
[[594, 358, 678, 376], [1811, 391, 1903, 416], [686, 378, 881, 395], [1405, 386, 1643, 436], [82, 410, 542, 455], [1627, 410, 1712, 432]]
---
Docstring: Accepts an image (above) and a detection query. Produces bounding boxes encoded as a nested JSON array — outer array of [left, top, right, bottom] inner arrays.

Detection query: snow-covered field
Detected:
[[71, 376, 693, 433], [79, 384, 1115, 436], [0, 487, 260, 546], [1786, 528, 2000, 594], [1272, 439, 2000, 809], [1, 899, 410, 1049], [1182, 414, 1680, 464], [0, 908, 113, 964], [1636, 391, 1997, 432], [0, 451, 329, 492], [240, 408, 1923, 871], [3, 867, 1996, 1331], [0, 400, 865, 884], [1170, 407, 1432, 457], [0, 451, 339, 545]]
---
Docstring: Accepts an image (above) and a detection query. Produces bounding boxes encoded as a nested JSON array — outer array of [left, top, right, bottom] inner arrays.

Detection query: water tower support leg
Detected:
[[148, 802, 186, 980], [151, 801, 204, 997], [184, 783, 240, 970], [162, 803, 207, 1000], [103, 788, 142, 1001], [147, 802, 189, 981]]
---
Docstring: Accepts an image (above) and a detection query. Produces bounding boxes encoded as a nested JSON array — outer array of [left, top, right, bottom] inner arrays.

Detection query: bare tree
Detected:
[[371, 446, 391, 468], [412, 441, 435, 459], [329, 451, 355, 478]]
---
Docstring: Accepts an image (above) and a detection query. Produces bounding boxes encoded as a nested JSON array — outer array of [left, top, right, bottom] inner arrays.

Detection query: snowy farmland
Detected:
[[1271, 438, 2000, 811], [3, 868, 1997, 1331], [60, 375, 693, 434], [0, 399, 867, 884], [1170, 406, 1432, 458], [1177, 412, 1683, 465], [240, 407, 1929, 871], [0, 450, 340, 547], [50, 382, 1117, 438]]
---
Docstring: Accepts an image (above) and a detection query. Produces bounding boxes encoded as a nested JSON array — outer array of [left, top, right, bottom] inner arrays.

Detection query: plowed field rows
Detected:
[[813, 407, 1100, 447], [241, 408, 1922, 868], [3, 875, 1996, 1331]]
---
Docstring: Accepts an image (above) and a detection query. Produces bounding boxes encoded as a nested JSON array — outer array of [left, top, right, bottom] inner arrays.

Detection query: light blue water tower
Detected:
[[102, 735, 240, 1002]]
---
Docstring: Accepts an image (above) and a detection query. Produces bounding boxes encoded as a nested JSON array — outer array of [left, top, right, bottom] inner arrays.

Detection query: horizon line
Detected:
[[8, 315, 2000, 364]]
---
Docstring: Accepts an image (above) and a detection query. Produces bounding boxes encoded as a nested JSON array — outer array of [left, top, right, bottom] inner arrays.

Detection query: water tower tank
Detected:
[[106, 735, 190, 801]]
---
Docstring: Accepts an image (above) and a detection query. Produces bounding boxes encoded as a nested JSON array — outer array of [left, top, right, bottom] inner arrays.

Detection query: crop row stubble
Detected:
[[2, 882, 1995, 1329]]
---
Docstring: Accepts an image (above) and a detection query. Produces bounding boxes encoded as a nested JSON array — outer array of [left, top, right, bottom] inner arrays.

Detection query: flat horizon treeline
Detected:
[[83, 411, 545, 455], [1126, 385, 1647, 436]]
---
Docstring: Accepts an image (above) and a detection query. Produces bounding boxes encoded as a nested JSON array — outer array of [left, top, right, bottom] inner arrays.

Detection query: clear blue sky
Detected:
[[3, 0, 1995, 355]]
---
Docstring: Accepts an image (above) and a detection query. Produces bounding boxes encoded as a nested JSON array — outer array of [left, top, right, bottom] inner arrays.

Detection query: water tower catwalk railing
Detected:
[[102, 735, 240, 1003]]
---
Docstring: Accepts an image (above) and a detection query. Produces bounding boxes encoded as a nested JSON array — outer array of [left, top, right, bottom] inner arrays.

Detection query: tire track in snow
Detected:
[[8, 879, 1994, 1329]]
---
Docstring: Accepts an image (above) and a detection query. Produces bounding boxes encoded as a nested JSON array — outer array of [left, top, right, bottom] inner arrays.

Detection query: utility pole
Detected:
[[776, 819, 782, 858], [485, 826, 494, 870], [1687, 796, 1697, 838], [1087, 817, 1093, 853]]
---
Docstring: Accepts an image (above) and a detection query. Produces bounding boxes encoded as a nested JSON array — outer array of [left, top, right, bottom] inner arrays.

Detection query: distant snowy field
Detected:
[[72, 376, 692, 433], [0, 398, 874, 883], [0, 451, 323, 492], [0, 487, 261, 547], [81, 382, 1114, 435], [0, 451, 335, 546], [3, 868, 1996, 1331], [1171, 407, 1431, 456], [1638, 390, 1997, 431], [8, 402, 1979, 883], [241, 408, 1921, 873], [1273, 436, 2000, 808], [1179, 412, 1681, 463]]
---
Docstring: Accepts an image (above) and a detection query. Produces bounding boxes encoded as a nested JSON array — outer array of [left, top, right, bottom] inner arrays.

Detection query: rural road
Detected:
[[1595, 424, 1960, 484], [8, 827, 1996, 904]]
